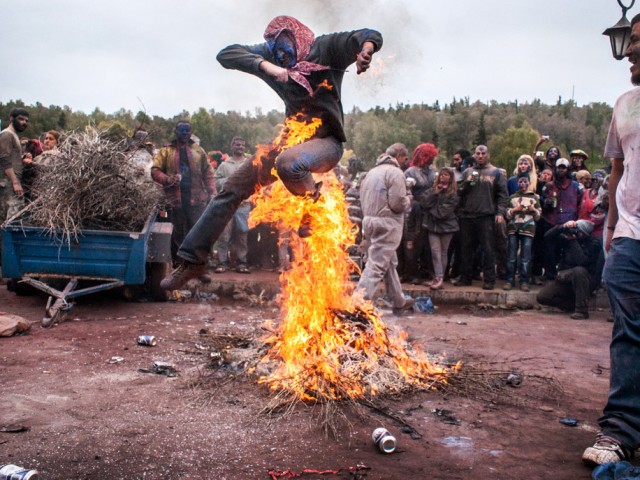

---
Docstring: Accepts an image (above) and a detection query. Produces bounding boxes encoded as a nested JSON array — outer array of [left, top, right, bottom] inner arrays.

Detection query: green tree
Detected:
[[488, 123, 539, 174]]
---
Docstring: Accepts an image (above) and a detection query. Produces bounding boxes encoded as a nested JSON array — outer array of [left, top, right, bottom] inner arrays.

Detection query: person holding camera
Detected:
[[536, 219, 600, 319], [503, 176, 541, 291]]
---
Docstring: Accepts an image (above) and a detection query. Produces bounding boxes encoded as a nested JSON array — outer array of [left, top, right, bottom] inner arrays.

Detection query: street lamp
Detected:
[[604, 0, 635, 60]]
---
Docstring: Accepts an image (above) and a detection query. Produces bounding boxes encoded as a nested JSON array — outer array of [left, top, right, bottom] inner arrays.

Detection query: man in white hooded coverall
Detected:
[[357, 150, 414, 314]]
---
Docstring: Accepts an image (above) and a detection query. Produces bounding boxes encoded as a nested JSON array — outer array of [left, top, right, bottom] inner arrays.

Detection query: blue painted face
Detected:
[[176, 123, 191, 143], [273, 32, 297, 68]]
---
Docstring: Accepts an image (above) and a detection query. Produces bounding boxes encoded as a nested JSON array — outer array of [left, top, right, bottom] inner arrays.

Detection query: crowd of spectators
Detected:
[[346, 137, 610, 320], [0, 108, 610, 320]]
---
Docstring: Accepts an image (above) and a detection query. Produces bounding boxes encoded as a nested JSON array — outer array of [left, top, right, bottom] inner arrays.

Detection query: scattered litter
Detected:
[[559, 417, 578, 427], [414, 296, 434, 313], [432, 408, 461, 426], [138, 361, 178, 377], [505, 372, 523, 387], [456, 321, 467, 325], [372, 427, 396, 453], [0, 464, 39, 479], [441, 436, 473, 448], [107, 356, 125, 364], [137, 335, 157, 346], [0, 424, 30, 433], [193, 291, 219, 302], [170, 290, 192, 302]]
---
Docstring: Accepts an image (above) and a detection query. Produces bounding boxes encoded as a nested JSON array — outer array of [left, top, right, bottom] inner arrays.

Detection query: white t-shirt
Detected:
[[604, 86, 640, 241]]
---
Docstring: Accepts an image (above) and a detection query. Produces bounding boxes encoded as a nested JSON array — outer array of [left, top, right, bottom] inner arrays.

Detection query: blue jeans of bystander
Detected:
[[599, 237, 640, 454], [506, 233, 533, 284]]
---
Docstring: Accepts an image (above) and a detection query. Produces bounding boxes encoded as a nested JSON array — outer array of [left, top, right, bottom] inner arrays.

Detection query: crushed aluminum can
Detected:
[[0, 464, 39, 479], [506, 372, 523, 387], [107, 356, 125, 364], [137, 335, 157, 347], [372, 427, 396, 454]]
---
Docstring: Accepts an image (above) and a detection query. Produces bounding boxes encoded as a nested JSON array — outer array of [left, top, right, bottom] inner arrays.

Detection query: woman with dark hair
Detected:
[[420, 167, 459, 290]]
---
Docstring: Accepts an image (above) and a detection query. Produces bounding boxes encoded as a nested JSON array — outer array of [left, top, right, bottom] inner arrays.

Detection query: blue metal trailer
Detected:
[[1, 214, 172, 327]]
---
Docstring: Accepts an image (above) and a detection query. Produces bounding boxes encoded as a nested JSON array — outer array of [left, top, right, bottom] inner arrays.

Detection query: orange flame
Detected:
[[317, 79, 333, 91], [249, 116, 458, 401]]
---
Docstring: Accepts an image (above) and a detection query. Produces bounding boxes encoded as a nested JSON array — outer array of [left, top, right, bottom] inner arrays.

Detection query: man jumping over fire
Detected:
[[161, 15, 382, 290]]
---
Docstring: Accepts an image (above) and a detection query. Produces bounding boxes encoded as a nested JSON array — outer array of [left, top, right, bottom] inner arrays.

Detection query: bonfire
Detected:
[[249, 115, 460, 404]]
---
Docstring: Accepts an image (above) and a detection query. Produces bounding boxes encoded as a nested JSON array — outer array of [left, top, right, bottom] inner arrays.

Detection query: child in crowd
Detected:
[[504, 176, 541, 291]]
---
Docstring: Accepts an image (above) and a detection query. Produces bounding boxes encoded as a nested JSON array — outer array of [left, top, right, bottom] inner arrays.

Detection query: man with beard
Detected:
[[537, 158, 583, 281], [453, 145, 508, 290], [160, 16, 382, 290], [582, 13, 640, 467], [0, 108, 29, 224]]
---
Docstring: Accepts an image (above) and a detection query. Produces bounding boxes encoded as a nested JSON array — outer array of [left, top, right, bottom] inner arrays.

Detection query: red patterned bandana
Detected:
[[264, 16, 329, 95]]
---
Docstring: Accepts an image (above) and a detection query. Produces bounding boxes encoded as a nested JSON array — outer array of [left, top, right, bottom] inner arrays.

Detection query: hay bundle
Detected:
[[23, 128, 161, 244]]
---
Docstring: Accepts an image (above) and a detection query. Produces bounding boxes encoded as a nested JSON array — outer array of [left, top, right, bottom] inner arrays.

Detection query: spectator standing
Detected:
[[128, 130, 154, 177], [533, 136, 561, 174], [0, 108, 29, 223], [20, 138, 43, 201], [536, 219, 600, 319], [452, 148, 472, 181], [503, 176, 541, 291], [569, 149, 590, 179], [582, 15, 640, 465], [507, 155, 538, 196], [537, 158, 584, 281], [356, 152, 413, 315], [151, 120, 215, 279], [453, 145, 508, 290], [403, 143, 438, 282], [420, 167, 459, 290], [214, 136, 252, 274]]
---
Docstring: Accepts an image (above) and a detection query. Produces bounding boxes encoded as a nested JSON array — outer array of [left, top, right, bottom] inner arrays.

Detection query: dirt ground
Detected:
[[0, 277, 616, 480]]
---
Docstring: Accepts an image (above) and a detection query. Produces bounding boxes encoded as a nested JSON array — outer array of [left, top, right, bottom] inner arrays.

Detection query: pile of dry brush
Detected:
[[19, 128, 162, 245]]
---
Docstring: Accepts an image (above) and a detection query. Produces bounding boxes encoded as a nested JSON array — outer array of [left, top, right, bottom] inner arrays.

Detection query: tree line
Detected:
[[1, 96, 612, 174]]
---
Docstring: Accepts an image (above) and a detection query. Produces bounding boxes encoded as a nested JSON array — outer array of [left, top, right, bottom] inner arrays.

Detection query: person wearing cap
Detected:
[[0, 108, 29, 225], [569, 149, 590, 179], [582, 13, 640, 466], [536, 219, 600, 319], [535, 157, 584, 282]]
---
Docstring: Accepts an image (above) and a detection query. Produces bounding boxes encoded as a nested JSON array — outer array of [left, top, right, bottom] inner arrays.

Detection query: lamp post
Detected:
[[604, 0, 636, 60]]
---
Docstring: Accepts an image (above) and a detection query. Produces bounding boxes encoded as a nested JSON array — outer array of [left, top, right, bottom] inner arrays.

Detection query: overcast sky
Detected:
[[1, 0, 636, 118]]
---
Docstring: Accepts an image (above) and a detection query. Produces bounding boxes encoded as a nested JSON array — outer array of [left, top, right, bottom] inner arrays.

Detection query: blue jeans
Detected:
[[599, 237, 640, 453], [506, 233, 533, 284], [178, 136, 343, 264]]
